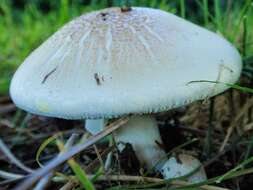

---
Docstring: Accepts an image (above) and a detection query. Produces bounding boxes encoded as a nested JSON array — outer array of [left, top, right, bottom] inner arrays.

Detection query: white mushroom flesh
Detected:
[[114, 115, 167, 171], [161, 154, 207, 183]]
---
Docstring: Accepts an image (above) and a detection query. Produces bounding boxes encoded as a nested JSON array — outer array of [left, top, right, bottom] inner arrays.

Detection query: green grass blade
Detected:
[[202, 0, 209, 26], [36, 134, 61, 167], [214, 0, 223, 33], [56, 139, 96, 190], [180, 0, 186, 18]]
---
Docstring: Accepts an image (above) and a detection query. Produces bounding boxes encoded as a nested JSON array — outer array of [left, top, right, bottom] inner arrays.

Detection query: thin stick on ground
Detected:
[[93, 144, 105, 172], [13, 117, 129, 190], [0, 138, 34, 173], [33, 173, 53, 190], [0, 104, 16, 114], [54, 174, 230, 190], [33, 133, 79, 190], [90, 175, 230, 190], [59, 180, 78, 190], [219, 96, 253, 152], [0, 170, 23, 180]]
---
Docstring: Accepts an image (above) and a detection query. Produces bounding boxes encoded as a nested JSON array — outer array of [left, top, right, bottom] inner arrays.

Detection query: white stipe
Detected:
[[85, 119, 106, 135]]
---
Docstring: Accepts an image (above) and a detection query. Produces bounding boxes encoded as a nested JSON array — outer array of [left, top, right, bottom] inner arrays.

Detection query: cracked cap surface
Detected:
[[10, 7, 242, 119]]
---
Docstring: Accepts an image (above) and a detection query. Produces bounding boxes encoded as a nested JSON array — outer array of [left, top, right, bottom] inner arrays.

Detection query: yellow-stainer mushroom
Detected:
[[10, 7, 242, 179]]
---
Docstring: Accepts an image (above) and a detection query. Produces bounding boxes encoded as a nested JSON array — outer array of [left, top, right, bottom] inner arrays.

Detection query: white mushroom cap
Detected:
[[161, 154, 207, 183], [10, 7, 242, 119]]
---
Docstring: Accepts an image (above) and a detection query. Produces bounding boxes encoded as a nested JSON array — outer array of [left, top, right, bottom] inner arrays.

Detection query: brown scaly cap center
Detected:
[[121, 6, 132, 13]]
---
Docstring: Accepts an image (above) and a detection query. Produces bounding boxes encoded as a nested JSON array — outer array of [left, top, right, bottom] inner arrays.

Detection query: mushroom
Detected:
[[10, 7, 242, 177], [160, 154, 207, 183]]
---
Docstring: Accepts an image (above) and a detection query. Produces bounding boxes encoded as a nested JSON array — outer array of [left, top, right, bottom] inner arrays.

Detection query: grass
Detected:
[[1, 0, 253, 189], [56, 138, 96, 190]]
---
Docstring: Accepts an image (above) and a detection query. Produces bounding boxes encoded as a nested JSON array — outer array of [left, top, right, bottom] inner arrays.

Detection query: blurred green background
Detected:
[[0, 0, 253, 94]]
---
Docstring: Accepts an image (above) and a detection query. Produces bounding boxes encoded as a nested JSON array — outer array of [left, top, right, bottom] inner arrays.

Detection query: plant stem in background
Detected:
[[180, 0, 186, 18], [202, 0, 209, 26], [232, 0, 252, 43], [214, 0, 222, 33], [60, 0, 69, 25], [242, 16, 248, 56]]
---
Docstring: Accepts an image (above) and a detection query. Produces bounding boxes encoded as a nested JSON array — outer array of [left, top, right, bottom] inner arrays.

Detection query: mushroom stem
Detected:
[[85, 118, 112, 170], [85, 119, 107, 135], [114, 115, 167, 171], [113, 116, 207, 183]]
